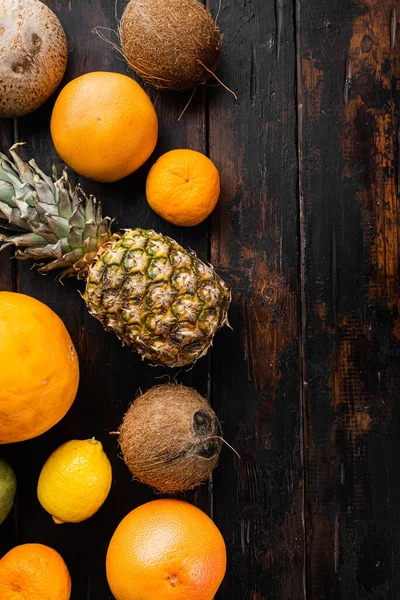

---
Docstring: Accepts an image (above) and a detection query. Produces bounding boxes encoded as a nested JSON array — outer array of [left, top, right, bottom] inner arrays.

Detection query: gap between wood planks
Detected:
[[293, 0, 309, 598]]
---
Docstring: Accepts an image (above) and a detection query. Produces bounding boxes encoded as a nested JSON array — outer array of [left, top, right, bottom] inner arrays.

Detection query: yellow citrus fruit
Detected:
[[0, 543, 71, 600], [0, 292, 79, 444], [51, 71, 158, 182], [37, 438, 112, 524], [146, 149, 220, 226], [106, 499, 226, 600]]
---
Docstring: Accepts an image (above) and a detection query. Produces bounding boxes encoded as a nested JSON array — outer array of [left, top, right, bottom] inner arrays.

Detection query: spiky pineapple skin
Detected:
[[0, 146, 232, 367], [84, 229, 231, 367]]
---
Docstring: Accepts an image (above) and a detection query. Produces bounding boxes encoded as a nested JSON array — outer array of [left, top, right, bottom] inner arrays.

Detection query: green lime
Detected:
[[0, 459, 17, 524]]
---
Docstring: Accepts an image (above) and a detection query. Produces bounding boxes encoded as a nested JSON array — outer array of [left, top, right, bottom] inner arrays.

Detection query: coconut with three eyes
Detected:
[[118, 384, 222, 493]]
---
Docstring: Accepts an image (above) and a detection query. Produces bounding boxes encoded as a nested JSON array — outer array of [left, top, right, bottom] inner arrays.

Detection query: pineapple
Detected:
[[0, 145, 231, 367]]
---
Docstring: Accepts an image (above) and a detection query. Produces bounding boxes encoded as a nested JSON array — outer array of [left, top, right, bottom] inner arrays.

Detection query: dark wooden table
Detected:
[[1, 1, 400, 598]]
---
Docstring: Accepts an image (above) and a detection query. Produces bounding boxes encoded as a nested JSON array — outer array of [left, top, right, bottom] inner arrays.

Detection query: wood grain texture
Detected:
[[297, 0, 400, 598], [207, 0, 304, 598]]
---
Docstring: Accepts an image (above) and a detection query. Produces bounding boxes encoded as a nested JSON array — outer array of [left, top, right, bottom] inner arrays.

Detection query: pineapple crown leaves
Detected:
[[0, 144, 112, 279]]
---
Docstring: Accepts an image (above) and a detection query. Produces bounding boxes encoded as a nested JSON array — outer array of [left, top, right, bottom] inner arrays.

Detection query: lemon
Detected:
[[37, 438, 112, 524], [0, 459, 17, 525]]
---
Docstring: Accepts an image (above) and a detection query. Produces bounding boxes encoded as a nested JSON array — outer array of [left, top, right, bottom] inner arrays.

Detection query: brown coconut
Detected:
[[0, 0, 68, 118], [119, 384, 222, 493], [120, 0, 222, 91]]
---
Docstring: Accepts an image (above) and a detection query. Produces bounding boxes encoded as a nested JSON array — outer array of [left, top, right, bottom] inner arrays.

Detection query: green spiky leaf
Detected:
[[0, 144, 112, 279]]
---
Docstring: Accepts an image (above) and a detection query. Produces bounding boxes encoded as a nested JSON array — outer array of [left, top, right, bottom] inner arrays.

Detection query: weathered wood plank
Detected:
[[207, 1, 303, 599], [297, 0, 400, 597]]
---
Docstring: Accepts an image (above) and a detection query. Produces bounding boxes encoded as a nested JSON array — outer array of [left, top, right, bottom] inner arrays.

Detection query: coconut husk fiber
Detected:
[[119, 384, 222, 493], [120, 0, 222, 91]]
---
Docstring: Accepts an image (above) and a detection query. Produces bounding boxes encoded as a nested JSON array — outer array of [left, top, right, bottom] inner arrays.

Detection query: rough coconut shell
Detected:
[[119, 384, 222, 493], [120, 0, 221, 91], [0, 0, 68, 118]]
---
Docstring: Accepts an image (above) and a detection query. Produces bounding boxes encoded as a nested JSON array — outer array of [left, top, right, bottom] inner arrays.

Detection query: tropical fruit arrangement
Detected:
[[0, 0, 233, 599]]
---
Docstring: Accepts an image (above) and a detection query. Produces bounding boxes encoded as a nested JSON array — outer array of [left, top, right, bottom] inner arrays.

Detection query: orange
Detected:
[[106, 499, 226, 600], [51, 72, 158, 182], [146, 149, 220, 226], [0, 543, 71, 600], [0, 292, 79, 444]]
